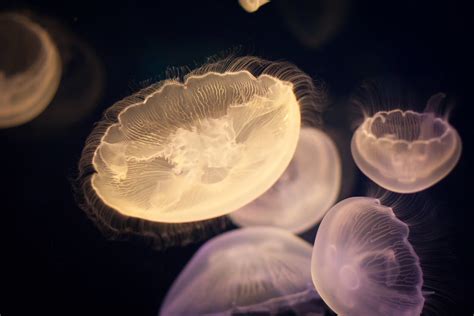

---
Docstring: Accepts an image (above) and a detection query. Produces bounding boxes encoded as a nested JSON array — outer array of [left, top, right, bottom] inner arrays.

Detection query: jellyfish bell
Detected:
[[311, 197, 425, 316], [230, 126, 341, 234], [77, 55, 323, 248], [0, 13, 61, 128], [351, 93, 462, 193], [160, 227, 325, 316], [238, 0, 270, 13]]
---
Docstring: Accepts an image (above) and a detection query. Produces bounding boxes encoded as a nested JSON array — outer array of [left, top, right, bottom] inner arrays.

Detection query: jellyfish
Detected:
[[77, 55, 322, 248], [351, 93, 462, 193], [0, 13, 61, 128], [276, 0, 349, 49], [238, 0, 270, 13], [160, 227, 325, 315], [311, 197, 424, 316], [230, 127, 341, 233]]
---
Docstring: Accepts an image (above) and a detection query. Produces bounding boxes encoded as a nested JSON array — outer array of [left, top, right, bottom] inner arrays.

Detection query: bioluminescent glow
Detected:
[[351, 94, 462, 193], [311, 197, 424, 316], [160, 227, 324, 315], [239, 0, 270, 13], [77, 56, 322, 248], [0, 13, 61, 128], [230, 127, 341, 233]]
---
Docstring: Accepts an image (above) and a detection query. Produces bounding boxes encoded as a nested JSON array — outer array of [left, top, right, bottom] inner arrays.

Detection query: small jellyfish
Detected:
[[160, 227, 324, 315], [0, 13, 61, 128], [77, 56, 322, 248], [311, 197, 424, 316], [230, 127, 341, 233], [351, 93, 462, 193], [238, 0, 270, 13]]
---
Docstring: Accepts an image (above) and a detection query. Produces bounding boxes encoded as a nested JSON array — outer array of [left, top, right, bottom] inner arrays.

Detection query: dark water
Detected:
[[2, 0, 472, 315]]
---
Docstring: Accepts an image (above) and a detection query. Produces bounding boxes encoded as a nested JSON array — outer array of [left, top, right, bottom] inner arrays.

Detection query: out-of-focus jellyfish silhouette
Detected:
[[311, 197, 424, 316], [77, 55, 323, 249], [160, 227, 325, 315], [351, 93, 462, 193], [230, 127, 341, 233], [0, 13, 61, 128], [28, 18, 105, 132], [238, 0, 270, 13], [276, 0, 350, 49]]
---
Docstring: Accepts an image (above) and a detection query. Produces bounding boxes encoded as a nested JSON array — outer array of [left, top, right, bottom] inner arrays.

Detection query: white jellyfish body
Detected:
[[311, 197, 424, 316], [230, 127, 341, 233], [351, 98, 462, 193], [160, 227, 324, 315], [238, 0, 270, 13], [77, 56, 322, 248], [0, 13, 61, 128]]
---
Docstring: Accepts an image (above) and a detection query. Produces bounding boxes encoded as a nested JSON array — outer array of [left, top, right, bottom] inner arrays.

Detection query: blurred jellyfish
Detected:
[[276, 0, 350, 49], [239, 0, 270, 13], [311, 197, 424, 316], [230, 127, 341, 233], [351, 93, 462, 193], [0, 13, 61, 128], [77, 55, 323, 248], [29, 18, 105, 132], [160, 227, 325, 315]]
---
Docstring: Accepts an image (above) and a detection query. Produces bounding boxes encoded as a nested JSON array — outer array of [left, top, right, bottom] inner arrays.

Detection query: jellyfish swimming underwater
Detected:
[[311, 197, 424, 316], [160, 227, 324, 315], [230, 127, 341, 233], [351, 93, 462, 193], [238, 0, 270, 13], [0, 13, 61, 128], [77, 56, 322, 248]]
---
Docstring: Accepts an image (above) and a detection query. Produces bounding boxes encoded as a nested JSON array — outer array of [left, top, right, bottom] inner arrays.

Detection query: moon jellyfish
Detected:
[[77, 56, 322, 248], [351, 93, 462, 193], [239, 0, 270, 13], [276, 0, 349, 49], [311, 197, 424, 316], [0, 13, 61, 128], [160, 227, 324, 315], [230, 127, 341, 233]]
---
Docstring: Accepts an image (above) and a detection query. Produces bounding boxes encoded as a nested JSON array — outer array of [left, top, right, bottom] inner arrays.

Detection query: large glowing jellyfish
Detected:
[[0, 13, 61, 128], [311, 197, 424, 316], [239, 0, 270, 13], [351, 93, 462, 193], [230, 127, 341, 233], [160, 227, 324, 315], [77, 56, 322, 248]]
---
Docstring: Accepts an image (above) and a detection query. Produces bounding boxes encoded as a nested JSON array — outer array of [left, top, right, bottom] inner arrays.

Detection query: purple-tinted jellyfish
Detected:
[[311, 197, 424, 316], [160, 227, 324, 315], [351, 93, 462, 193], [230, 127, 341, 233]]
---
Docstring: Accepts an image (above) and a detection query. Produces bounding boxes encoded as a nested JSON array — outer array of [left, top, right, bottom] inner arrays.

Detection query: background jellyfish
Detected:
[[351, 93, 462, 193], [238, 0, 270, 13], [230, 126, 341, 234], [160, 227, 325, 315], [0, 13, 61, 128], [77, 55, 323, 248], [311, 197, 424, 316], [276, 0, 350, 49]]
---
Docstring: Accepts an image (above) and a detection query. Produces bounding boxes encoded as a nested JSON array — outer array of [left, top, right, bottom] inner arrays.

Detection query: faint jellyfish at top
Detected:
[[0, 13, 61, 128], [311, 197, 424, 316], [160, 227, 325, 315], [239, 0, 270, 13], [276, 0, 350, 49], [230, 126, 341, 234], [351, 92, 462, 193], [77, 55, 323, 249]]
